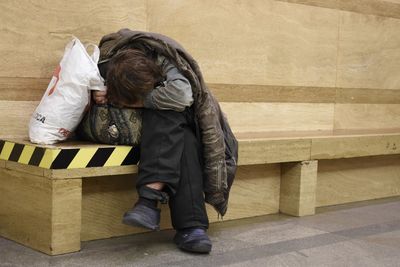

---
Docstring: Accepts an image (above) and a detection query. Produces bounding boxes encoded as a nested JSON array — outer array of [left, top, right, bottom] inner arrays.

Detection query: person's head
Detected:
[[105, 49, 163, 107]]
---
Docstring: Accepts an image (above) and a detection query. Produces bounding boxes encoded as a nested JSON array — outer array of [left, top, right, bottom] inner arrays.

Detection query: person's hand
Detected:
[[93, 90, 108, 104]]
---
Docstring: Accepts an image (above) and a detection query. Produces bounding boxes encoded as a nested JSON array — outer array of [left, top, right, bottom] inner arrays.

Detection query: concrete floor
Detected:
[[2, 197, 400, 267]]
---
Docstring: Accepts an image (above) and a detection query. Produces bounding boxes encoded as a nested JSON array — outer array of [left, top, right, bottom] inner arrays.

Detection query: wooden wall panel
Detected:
[[210, 84, 336, 103], [316, 155, 400, 207], [0, 0, 147, 79], [335, 88, 400, 104], [334, 104, 400, 130], [4, 81, 400, 104], [147, 0, 338, 87], [337, 11, 400, 90], [221, 102, 334, 133], [276, 0, 400, 19], [0, 78, 48, 101], [1, 1, 399, 139], [0, 101, 38, 138]]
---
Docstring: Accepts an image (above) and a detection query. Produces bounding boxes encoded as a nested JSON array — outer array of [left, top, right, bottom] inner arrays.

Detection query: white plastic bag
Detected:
[[29, 37, 105, 144]]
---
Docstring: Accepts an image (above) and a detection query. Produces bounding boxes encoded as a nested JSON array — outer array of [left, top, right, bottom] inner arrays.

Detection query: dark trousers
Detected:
[[136, 108, 209, 230]]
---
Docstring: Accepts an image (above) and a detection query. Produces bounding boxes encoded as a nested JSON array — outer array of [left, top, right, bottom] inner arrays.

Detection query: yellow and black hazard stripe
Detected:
[[0, 140, 139, 169]]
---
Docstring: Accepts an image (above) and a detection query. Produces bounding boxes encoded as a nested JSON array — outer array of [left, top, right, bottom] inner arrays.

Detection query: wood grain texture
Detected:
[[207, 164, 280, 221], [148, 0, 338, 87], [5, 160, 47, 178], [235, 129, 400, 140], [0, 100, 37, 138], [81, 165, 280, 241], [48, 165, 138, 179], [0, 168, 81, 255], [0, 78, 48, 101], [334, 104, 400, 130], [5, 163, 137, 180], [316, 155, 400, 207], [2, 130, 399, 180], [238, 138, 311, 165], [2, 138, 126, 149], [221, 103, 335, 133], [210, 84, 336, 103], [275, 0, 400, 19], [4, 79, 400, 104], [51, 179, 82, 255], [336, 88, 400, 104], [280, 161, 318, 216], [337, 11, 400, 90], [311, 134, 400, 159], [81, 174, 164, 241], [0, 0, 147, 78], [0, 168, 52, 254], [211, 84, 400, 104]]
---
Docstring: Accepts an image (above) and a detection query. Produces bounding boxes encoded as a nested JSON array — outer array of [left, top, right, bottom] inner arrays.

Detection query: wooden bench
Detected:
[[1, 125, 400, 255]]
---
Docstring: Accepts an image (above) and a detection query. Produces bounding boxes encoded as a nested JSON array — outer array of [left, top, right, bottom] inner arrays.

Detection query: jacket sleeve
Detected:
[[143, 56, 193, 112]]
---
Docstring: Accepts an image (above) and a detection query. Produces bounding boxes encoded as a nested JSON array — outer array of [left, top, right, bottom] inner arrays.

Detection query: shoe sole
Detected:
[[122, 213, 160, 231], [175, 239, 212, 254]]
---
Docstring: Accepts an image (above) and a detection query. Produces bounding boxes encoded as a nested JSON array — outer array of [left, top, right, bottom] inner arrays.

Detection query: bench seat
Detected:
[[237, 129, 400, 164], [2, 128, 399, 174]]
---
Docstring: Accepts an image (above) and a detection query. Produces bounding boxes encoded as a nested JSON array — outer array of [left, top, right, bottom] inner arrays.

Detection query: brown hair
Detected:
[[106, 49, 164, 107]]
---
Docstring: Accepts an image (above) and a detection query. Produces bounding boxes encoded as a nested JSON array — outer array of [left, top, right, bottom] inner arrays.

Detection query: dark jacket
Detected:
[[98, 29, 238, 216]]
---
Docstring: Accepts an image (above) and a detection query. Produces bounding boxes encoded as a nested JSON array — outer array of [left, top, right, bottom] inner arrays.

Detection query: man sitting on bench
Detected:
[[93, 48, 212, 254]]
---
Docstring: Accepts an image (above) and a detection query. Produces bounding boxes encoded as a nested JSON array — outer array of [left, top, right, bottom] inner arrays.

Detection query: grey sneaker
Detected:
[[122, 203, 161, 231]]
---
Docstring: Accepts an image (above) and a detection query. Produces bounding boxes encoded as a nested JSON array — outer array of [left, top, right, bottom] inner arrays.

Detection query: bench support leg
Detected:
[[280, 160, 318, 216], [0, 168, 82, 255], [51, 178, 82, 255]]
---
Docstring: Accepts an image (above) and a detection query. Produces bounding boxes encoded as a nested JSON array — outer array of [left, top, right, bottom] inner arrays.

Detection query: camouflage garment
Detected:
[[98, 29, 238, 216], [77, 105, 142, 146]]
